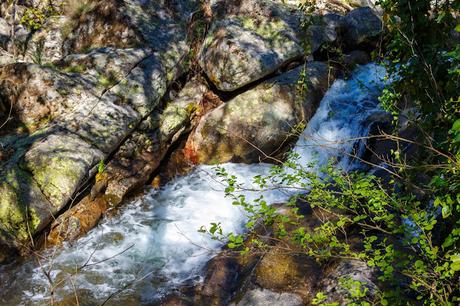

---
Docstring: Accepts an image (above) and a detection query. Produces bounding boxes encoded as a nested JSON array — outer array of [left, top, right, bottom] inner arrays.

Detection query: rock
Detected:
[[200, 11, 305, 91], [341, 50, 371, 67], [203, 0, 310, 91], [318, 260, 378, 305], [0, 17, 10, 48], [56, 47, 151, 83], [103, 78, 208, 202], [343, 7, 382, 49], [62, 0, 197, 56], [185, 61, 334, 164], [233, 288, 303, 306], [0, 166, 55, 250], [198, 255, 241, 304], [307, 13, 347, 55], [26, 16, 69, 63], [305, 0, 380, 15], [47, 78, 208, 245], [47, 197, 109, 246], [62, 94, 141, 153], [254, 248, 319, 293], [160, 296, 193, 306], [0, 49, 15, 66], [0, 63, 99, 131], [21, 131, 104, 209]]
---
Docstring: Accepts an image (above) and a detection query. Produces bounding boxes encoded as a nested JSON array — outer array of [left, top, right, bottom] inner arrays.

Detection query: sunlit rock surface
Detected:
[[0, 0, 196, 255], [201, 0, 307, 91], [186, 61, 334, 164]]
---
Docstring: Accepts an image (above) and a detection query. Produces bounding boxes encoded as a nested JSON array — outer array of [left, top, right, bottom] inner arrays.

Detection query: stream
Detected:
[[0, 63, 387, 305]]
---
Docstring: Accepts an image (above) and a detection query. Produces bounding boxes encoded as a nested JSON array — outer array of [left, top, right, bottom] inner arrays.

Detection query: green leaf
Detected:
[[451, 254, 460, 272], [455, 24, 460, 33], [452, 119, 460, 131]]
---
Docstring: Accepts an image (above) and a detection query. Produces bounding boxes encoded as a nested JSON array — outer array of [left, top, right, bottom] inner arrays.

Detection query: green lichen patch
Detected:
[[0, 167, 52, 245], [21, 132, 104, 209]]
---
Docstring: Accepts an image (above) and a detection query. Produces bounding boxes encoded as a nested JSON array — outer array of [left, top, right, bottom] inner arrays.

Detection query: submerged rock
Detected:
[[185, 61, 334, 164], [233, 289, 303, 306], [254, 248, 319, 292]]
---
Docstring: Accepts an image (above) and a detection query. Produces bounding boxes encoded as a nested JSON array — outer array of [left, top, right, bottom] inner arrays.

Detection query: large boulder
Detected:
[[0, 63, 100, 131], [62, 0, 197, 56], [199, 7, 306, 91], [185, 61, 334, 164], [201, 0, 376, 92], [343, 7, 382, 49]]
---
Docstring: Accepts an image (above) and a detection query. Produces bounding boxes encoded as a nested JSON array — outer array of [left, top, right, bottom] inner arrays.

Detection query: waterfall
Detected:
[[0, 63, 388, 305]]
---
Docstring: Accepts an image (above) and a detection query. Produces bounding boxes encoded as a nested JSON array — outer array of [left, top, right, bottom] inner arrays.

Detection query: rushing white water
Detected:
[[0, 63, 387, 305]]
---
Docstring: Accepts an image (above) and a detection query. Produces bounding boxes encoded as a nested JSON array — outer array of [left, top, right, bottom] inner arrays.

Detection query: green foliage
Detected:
[[30, 38, 45, 65], [20, 7, 47, 30], [20, 2, 62, 31]]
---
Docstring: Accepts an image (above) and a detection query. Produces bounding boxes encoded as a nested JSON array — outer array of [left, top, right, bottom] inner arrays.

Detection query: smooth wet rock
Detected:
[[254, 248, 319, 292], [185, 61, 334, 164], [234, 288, 303, 306]]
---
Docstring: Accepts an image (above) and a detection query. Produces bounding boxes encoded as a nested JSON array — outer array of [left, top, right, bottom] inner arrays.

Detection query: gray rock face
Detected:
[[26, 16, 68, 64], [200, 10, 305, 91], [22, 132, 104, 209], [63, 0, 198, 56], [185, 61, 334, 164], [57, 47, 151, 83], [0, 166, 54, 249], [0, 17, 10, 48], [344, 7, 382, 48], [234, 289, 303, 306]]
